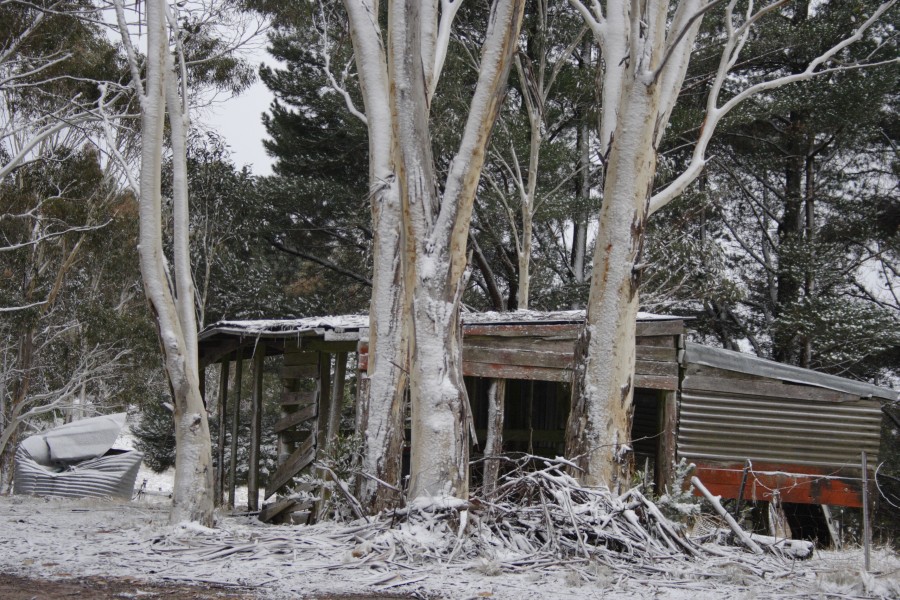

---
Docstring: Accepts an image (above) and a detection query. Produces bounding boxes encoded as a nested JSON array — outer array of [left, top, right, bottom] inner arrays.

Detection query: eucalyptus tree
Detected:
[[565, 0, 898, 490], [322, 0, 526, 505], [111, 0, 257, 525], [641, 0, 900, 382]]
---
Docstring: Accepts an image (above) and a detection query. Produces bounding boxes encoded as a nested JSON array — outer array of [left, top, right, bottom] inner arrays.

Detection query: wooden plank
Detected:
[[657, 391, 677, 492], [634, 335, 676, 348], [635, 360, 679, 377], [280, 390, 317, 406], [463, 360, 571, 382], [316, 354, 331, 449], [464, 335, 576, 354], [273, 403, 317, 433], [258, 497, 297, 523], [279, 429, 315, 444], [301, 339, 359, 353], [463, 346, 574, 369], [326, 353, 348, 449], [215, 360, 229, 507], [248, 347, 266, 512], [681, 375, 860, 403], [634, 374, 679, 390], [281, 364, 319, 379], [283, 351, 319, 366], [463, 338, 675, 362], [228, 348, 243, 508], [684, 363, 767, 381], [636, 345, 679, 362], [635, 320, 684, 337], [463, 323, 582, 338], [281, 364, 319, 380], [265, 435, 316, 499]]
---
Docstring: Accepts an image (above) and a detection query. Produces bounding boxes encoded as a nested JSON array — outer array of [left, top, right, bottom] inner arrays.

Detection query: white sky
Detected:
[[205, 76, 275, 176]]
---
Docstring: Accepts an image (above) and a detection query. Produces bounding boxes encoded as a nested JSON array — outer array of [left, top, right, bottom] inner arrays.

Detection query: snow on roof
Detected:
[[199, 314, 370, 340], [682, 342, 898, 401], [460, 309, 682, 325], [199, 310, 684, 340]]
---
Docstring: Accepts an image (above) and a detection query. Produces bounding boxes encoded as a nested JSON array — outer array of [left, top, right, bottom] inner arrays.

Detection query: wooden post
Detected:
[[215, 359, 230, 506], [315, 353, 332, 521], [316, 353, 332, 453], [247, 345, 266, 512], [483, 378, 506, 496], [228, 347, 243, 508], [734, 459, 751, 518], [656, 390, 677, 492], [326, 352, 348, 452], [862, 450, 871, 572]]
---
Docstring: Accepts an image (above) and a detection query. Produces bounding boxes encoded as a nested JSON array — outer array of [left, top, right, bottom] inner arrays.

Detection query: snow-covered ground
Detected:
[[116, 430, 251, 509], [0, 493, 897, 599], [4, 431, 895, 598]]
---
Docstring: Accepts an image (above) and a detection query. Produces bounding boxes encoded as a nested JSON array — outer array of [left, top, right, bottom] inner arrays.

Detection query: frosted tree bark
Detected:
[[118, 0, 213, 525], [388, 0, 525, 500], [565, 75, 662, 490], [343, 0, 408, 513], [566, 0, 699, 491], [566, 0, 894, 489]]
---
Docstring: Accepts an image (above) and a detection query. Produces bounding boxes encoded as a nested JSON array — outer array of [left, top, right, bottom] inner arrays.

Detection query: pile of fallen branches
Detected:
[[344, 456, 698, 570], [148, 456, 809, 585]]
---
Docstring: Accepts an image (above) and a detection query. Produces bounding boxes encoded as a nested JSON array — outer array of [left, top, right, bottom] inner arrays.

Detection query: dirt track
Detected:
[[0, 573, 413, 599], [0, 573, 254, 599]]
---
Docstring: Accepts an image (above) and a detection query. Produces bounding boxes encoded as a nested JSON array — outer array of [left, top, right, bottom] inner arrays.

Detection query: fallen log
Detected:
[[691, 476, 763, 555]]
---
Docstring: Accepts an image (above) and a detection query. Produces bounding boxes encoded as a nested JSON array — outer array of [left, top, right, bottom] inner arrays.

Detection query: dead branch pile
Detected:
[[385, 457, 704, 564], [147, 458, 803, 585]]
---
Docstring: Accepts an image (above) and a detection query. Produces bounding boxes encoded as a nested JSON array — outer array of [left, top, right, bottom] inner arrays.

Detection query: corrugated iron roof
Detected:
[[681, 342, 897, 401]]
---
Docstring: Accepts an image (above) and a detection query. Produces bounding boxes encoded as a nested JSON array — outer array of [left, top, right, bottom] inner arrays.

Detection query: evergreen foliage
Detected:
[[132, 400, 176, 473], [643, 0, 900, 383]]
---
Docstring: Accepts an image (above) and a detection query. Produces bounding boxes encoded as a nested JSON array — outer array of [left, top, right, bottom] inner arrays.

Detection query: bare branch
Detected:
[[650, 0, 897, 215]]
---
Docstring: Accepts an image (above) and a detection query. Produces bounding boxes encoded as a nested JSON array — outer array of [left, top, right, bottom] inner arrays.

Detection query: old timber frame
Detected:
[[197, 311, 897, 524]]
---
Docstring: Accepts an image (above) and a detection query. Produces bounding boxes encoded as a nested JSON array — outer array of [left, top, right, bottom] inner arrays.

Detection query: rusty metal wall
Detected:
[[678, 389, 882, 469]]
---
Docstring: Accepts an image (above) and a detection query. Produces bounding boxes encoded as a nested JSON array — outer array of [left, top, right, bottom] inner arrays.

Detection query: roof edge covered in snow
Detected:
[[681, 341, 897, 401], [199, 310, 684, 341]]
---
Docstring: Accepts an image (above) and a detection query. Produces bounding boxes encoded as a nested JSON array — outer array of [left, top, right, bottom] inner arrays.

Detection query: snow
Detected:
[[0, 494, 898, 599], [117, 431, 250, 508], [202, 310, 683, 340]]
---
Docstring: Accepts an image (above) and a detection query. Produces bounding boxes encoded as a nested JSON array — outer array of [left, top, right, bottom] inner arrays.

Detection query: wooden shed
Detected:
[[197, 311, 896, 522]]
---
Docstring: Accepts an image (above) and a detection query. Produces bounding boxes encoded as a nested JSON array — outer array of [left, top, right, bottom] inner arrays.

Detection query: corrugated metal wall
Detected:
[[14, 449, 144, 500], [678, 388, 882, 469]]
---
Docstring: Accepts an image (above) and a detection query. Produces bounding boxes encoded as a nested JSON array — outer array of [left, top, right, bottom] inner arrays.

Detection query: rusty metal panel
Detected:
[[678, 388, 882, 471], [693, 461, 866, 507]]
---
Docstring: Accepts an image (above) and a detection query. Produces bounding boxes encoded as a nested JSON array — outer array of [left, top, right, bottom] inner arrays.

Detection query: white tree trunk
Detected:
[[565, 0, 683, 491], [133, 0, 213, 525], [389, 0, 525, 500], [565, 72, 662, 490], [343, 0, 408, 513], [566, 0, 891, 488]]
